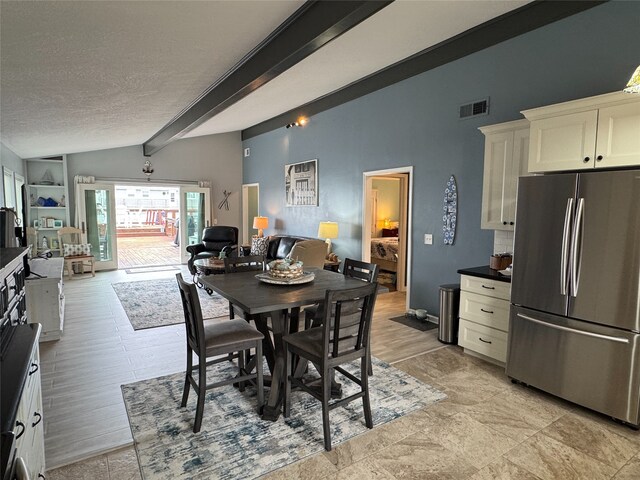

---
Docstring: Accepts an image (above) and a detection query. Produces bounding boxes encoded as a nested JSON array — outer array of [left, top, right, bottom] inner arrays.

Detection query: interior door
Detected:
[[77, 183, 118, 270], [179, 186, 211, 264], [511, 174, 577, 315], [568, 169, 640, 331]]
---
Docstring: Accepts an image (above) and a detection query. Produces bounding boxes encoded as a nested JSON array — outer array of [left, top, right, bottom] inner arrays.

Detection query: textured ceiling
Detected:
[[1, 0, 528, 159], [0, 0, 303, 158]]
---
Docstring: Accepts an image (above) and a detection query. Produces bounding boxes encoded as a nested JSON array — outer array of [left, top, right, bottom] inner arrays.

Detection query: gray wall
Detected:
[[67, 132, 243, 232], [242, 1, 639, 313], [1, 141, 24, 207]]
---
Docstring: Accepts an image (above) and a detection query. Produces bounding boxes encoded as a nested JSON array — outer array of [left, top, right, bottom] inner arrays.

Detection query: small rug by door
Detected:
[[122, 357, 446, 479], [389, 314, 439, 332], [112, 279, 229, 330]]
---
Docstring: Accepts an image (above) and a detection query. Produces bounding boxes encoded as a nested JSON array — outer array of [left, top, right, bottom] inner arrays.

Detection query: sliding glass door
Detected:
[[77, 183, 118, 270], [179, 186, 211, 264]]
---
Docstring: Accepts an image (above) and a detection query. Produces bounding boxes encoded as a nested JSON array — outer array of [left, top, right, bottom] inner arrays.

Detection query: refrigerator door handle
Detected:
[[560, 198, 574, 296], [570, 198, 585, 297], [516, 313, 630, 344]]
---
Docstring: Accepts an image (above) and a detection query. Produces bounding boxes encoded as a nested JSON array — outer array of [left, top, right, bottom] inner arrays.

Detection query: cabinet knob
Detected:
[[15, 421, 25, 439], [583, 157, 590, 163], [596, 155, 603, 161], [502, 221, 507, 225], [509, 222, 514, 225], [32, 411, 42, 427]]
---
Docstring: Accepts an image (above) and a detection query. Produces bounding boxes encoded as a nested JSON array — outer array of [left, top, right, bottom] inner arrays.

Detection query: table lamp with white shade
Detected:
[[253, 216, 269, 237], [317, 221, 338, 254]]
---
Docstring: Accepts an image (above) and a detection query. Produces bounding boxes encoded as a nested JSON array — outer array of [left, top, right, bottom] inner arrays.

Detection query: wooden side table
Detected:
[[323, 260, 341, 272]]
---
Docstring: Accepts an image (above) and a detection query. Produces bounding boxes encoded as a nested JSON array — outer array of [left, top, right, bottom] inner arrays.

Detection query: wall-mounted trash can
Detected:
[[438, 283, 460, 344]]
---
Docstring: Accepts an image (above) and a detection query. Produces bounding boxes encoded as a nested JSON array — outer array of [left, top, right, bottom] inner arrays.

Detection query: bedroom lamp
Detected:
[[317, 221, 338, 254], [623, 65, 640, 94], [253, 216, 269, 237]]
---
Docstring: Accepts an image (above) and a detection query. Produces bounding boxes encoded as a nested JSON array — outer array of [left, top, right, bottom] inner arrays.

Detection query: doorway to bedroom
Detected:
[[362, 168, 412, 308]]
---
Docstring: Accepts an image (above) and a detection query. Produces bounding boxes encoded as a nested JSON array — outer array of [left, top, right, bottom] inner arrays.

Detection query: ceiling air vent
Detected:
[[459, 98, 489, 119]]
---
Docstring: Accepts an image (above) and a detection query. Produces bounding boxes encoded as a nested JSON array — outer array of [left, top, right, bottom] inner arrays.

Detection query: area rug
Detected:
[[389, 314, 438, 332], [112, 279, 229, 330], [122, 357, 446, 479]]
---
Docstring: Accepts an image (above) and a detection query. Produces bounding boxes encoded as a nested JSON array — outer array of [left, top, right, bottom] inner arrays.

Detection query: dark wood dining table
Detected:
[[199, 268, 367, 421]]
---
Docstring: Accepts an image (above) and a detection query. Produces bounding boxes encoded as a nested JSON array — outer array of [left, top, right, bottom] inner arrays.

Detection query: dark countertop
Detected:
[[0, 323, 40, 478], [457, 265, 511, 283], [0, 248, 27, 271]]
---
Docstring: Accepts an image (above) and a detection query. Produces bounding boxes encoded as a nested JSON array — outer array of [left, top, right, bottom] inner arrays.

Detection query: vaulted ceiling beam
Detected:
[[143, 0, 392, 156], [242, 0, 607, 140]]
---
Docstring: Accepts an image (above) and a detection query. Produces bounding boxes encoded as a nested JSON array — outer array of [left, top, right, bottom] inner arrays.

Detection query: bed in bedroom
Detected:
[[371, 235, 399, 272]]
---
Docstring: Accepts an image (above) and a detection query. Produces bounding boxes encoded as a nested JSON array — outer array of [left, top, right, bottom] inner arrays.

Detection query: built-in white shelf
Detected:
[[29, 207, 67, 210]]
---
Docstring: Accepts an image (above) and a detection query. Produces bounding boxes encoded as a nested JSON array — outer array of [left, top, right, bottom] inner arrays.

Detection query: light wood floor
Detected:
[[40, 267, 438, 470], [116, 235, 180, 268]]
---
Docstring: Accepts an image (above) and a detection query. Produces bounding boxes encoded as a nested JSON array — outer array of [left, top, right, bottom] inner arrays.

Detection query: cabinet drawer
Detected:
[[460, 291, 510, 331], [460, 275, 510, 301], [459, 319, 508, 363]]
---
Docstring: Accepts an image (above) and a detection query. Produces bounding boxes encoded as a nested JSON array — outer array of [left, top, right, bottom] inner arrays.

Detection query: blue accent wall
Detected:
[[242, 1, 639, 313]]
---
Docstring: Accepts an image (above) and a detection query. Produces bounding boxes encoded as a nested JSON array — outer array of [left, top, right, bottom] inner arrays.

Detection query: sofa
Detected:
[[247, 235, 327, 269]]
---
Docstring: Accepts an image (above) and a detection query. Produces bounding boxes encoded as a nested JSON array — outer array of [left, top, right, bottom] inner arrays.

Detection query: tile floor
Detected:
[[44, 269, 640, 479]]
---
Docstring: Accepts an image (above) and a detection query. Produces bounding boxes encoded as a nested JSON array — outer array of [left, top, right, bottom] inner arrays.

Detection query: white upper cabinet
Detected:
[[479, 119, 529, 231], [596, 102, 640, 168], [523, 92, 640, 173]]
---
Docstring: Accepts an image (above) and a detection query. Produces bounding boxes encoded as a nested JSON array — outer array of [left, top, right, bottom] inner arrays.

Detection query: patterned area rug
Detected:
[[112, 278, 229, 330], [122, 357, 446, 479]]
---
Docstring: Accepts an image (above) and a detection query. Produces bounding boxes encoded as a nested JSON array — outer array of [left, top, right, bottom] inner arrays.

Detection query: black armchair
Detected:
[[186, 226, 239, 275]]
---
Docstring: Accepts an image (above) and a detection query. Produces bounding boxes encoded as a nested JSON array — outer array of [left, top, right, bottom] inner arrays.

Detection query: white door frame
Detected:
[[76, 183, 119, 270], [241, 183, 259, 245], [179, 186, 212, 264], [362, 166, 413, 310]]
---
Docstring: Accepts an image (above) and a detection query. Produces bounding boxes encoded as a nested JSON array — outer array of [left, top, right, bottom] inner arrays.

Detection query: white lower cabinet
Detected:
[[14, 335, 46, 479], [26, 258, 65, 341], [458, 275, 511, 364], [459, 319, 508, 362]]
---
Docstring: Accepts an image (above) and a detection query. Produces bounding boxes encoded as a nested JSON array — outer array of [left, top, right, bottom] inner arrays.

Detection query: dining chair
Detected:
[[57, 226, 96, 279], [305, 258, 379, 375], [304, 258, 380, 328], [283, 282, 378, 451], [176, 273, 264, 433], [223, 255, 265, 321]]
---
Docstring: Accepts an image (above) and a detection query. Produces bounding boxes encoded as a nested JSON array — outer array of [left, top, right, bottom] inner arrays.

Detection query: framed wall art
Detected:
[[285, 159, 317, 206]]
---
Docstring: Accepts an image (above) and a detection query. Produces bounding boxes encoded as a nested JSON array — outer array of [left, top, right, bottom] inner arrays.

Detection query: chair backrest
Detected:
[[176, 273, 205, 354], [57, 226, 83, 256], [224, 255, 265, 273], [343, 258, 379, 283], [320, 282, 378, 361], [201, 226, 238, 253], [288, 239, 326, 269]]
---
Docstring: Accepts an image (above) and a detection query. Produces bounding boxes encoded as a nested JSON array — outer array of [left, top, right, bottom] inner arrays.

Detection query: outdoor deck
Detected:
[[116, 234, 180, 269]]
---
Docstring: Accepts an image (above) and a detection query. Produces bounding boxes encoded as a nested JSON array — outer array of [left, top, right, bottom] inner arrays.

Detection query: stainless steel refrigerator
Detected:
[[507, 169, 640, 427]]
